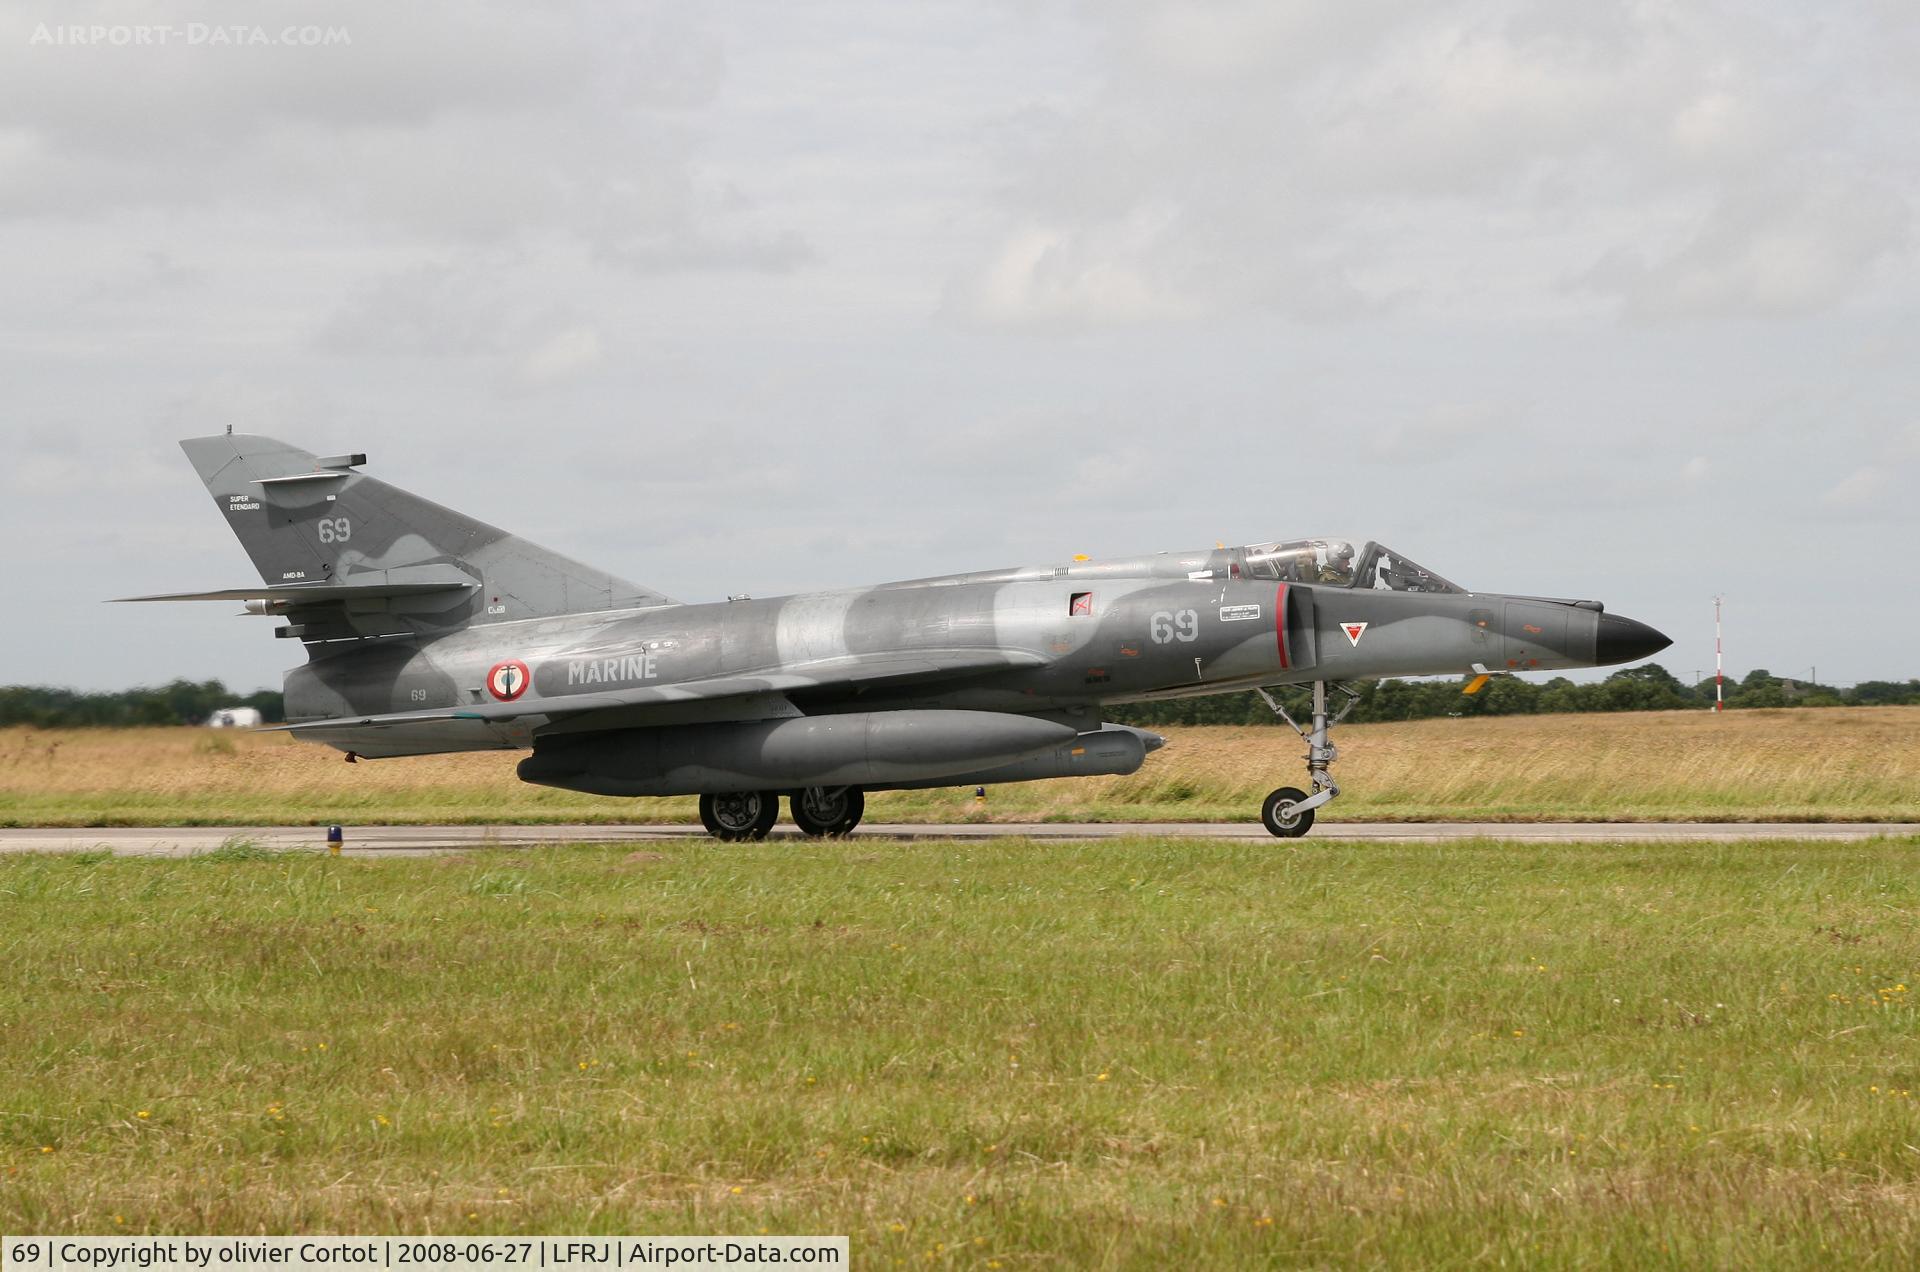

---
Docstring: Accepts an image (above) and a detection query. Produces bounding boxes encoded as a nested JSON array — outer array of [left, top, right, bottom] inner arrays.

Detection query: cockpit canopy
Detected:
[[1240, 538, 1464, 593]]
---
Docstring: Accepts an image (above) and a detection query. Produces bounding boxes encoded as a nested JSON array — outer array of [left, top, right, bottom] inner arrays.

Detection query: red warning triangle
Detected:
[[1342, 622, 1368, 647]]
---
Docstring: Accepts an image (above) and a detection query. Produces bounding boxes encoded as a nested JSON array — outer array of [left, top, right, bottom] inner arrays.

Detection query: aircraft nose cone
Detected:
[[1141, 730, 1166, 753], [1595, 613, 1671, 666]]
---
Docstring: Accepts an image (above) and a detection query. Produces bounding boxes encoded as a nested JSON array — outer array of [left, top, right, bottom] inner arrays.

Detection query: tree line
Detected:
[[0, 663, 1916, 729], [0, 681, 285, 727], [1109, 664, 1920, 728]]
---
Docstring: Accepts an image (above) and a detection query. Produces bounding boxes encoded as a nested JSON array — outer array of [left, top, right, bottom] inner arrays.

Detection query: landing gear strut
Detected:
[[1256, 680, 1360, 838], [699, 790, 779, 841], [791, 786, 864, 837]]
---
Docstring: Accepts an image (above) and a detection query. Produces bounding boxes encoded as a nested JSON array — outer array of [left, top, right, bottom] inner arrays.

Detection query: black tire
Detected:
[[791, 786, 864, 837], [701, 791, 778, 841], [1262, 786, 1315, 838]]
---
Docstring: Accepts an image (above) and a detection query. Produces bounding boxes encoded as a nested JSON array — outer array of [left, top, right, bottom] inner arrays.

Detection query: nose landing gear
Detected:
[[1256, 680, 1359, 838]]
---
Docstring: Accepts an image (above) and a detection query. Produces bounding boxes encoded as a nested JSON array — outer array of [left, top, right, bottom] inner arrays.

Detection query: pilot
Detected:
[[1317, 542, 1354, 585]]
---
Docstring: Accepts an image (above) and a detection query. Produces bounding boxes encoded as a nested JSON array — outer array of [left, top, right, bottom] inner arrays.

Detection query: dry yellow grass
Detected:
[[2, 706, 1917, 826]]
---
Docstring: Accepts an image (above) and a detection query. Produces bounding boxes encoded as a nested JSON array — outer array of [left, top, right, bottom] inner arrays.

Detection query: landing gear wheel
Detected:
[[791, 786, 864, 837], [1262, 787, 1315, 838], [1254, 680, 1360, 838], [699, 791, 779, 841]]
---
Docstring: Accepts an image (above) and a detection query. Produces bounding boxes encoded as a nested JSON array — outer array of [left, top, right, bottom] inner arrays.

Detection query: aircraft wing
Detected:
[[114, 582, 475, 603], [263, 648, 1050, 736], [112, 563, 481, 606]]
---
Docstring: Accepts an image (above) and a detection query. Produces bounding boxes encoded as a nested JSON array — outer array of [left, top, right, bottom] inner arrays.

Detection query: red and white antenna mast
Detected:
[[1713, 595, 1724, 713]]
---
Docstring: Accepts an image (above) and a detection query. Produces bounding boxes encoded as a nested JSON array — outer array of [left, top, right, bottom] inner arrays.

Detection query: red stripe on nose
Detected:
[[1275, 583, 1290, 670]]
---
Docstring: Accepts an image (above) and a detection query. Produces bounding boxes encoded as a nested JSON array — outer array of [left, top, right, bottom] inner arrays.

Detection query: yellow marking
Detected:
[[1072, 553, 1090, 561], [1071, 747, 1086, 756], [1463, 674, 1491, 695]]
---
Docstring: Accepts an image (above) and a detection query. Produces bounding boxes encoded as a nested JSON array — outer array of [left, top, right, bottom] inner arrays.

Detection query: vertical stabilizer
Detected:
[[179, 434, 674, 639]]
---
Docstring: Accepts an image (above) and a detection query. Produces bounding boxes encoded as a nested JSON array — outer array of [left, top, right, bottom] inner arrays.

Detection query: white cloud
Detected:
[[954, 2, 1916, 325], [316, 262, 514, 357], [959, 217, 1189, 325], [1817, 422, 1920, 516], [1583, 177, 1910, 319], [0, 2, 803, 274], [1822, 466, 1893, 511], [514, 324, 605, 387]]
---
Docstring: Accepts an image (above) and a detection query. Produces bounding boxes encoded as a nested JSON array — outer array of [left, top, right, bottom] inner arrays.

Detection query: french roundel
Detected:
[[485, 660, 530, 702]]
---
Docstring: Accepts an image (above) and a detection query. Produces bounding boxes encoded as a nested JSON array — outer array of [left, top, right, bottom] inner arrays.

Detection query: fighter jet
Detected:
[[117, 435, 1670, 838]]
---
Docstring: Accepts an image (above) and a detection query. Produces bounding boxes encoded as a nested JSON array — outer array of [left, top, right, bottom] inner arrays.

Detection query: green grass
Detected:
[[2, 837, 1918, 1266]]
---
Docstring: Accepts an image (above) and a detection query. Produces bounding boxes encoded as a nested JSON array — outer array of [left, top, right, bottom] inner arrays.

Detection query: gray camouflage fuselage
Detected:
[[286, 558, 1609, 756]]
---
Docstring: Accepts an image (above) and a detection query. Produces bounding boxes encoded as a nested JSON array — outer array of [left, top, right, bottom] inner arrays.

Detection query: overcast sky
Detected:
[[3, 1, 1915, 692]]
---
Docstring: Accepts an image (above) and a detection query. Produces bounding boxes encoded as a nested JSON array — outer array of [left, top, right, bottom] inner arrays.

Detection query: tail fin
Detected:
[[179, 434, 675, 639]]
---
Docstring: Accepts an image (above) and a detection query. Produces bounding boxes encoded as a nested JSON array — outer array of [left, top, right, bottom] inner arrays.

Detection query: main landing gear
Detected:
[[791, 786, 865, 838], [1255, 680, 1359, 838], [699, 791, 779, 841], [696, 787, 866, 840]]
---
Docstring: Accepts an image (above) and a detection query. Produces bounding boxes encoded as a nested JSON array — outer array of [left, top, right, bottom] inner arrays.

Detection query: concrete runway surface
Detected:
[[2, 822, 1916, 856]]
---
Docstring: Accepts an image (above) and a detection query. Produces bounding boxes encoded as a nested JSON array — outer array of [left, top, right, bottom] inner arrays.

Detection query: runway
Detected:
[[2, 821, 1916, 856]]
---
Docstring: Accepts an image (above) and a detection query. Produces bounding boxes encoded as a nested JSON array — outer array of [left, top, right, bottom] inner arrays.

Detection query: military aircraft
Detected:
[[117, 434, 1670, 838]]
